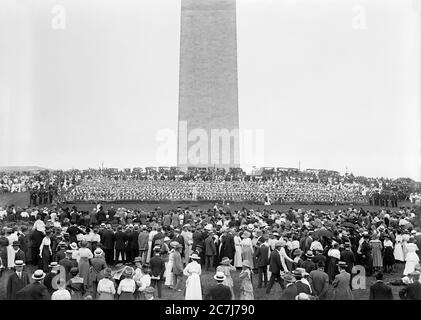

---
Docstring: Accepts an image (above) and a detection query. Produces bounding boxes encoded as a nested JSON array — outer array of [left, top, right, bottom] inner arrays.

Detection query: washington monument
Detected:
[[177, 0, 240, 169]]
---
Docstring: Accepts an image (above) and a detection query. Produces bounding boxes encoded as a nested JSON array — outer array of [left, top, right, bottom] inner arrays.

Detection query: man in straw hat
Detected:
[[16, 269, 50, 300], [6, 260, 30, 300], [44, 261, 61, 295], [399, 271, 421, 300], [332, 261, 353, 300], [171, 241, 184, 292], [204, 271, 232, 300], [279, 272, 297, 300]]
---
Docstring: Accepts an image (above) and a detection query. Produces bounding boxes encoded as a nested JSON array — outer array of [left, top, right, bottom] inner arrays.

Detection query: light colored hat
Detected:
[[94, 248, 103, 256], [170, 241, 182, 249], [242, 260, 252, 269], [214, 271, 226, 281], [220, 257, 232, 265], [70, 242, 78, 250], [189, 253, 201, 260], [164, 237, 171, 242], [14, 260, 25, 267], [247, 224, 254, 231], [295, 293, 311, 300], [32, 270, 46, 281]]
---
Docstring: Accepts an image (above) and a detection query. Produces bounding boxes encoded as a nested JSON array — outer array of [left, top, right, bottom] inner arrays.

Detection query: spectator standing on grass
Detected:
[[6, 260, 30, 300], [239, 260, 254, 300], [183, 252, 202, 300], [399, 271, 421, 300], [369, 272, 393, 300], [205, 271, 232, 300]]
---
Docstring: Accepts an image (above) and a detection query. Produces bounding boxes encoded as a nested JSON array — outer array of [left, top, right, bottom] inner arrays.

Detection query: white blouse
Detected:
[[117, 278, 136, 294], [97, 278, 116, 294]]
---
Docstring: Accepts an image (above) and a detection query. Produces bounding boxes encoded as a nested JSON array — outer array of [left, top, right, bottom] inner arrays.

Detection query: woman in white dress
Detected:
[[403, 239, 420, 276], [183, 253, 202, 300], [6, 228, 18, 269], [165, 243, 175, 288], [393, 231, 404, 262], [401, 232, 410, 261], [233, 231, 242, 269]]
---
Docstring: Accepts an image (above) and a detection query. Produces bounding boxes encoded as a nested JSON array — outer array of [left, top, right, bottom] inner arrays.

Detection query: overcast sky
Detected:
[[0, 0, 420, 180]]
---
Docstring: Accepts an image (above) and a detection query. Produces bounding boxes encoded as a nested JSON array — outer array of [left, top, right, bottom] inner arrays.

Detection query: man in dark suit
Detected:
[[43, 261, 61, 295], [12, 241, 26, 263], [101, 225, 115, 265], [254, 239, 269, 288], [204, 232, 216, 270], [59, 250, 78, 281], [205, 271, 232, 300], [280, 273, 297, 300], [340, 242, 355, 275], [16, 269, 50, 300], [301, 251, 316, 274], [266, 241, 285, 294], [115, 225, 127, 263], [369, 272, 393, 300], [219, 230, 235, 263], [29, 229, 44, 267], [294, 269, 312, 295], [399, 272, 421, 300], [149, 246, 166, 298], [6, 260, 30, 300], [309, 261, 329, 300]]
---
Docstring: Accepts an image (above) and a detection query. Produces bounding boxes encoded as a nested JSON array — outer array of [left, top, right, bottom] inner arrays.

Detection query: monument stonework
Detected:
[[177, 0, 240, 169]]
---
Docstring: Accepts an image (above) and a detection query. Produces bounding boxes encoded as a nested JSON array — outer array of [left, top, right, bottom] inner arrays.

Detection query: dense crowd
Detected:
[[62, 178, 369, 204], [0, 203, 420, 300]]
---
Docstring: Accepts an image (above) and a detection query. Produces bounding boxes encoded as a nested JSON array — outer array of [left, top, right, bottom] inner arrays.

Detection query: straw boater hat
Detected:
[[32, 269, 46, 281], [242, 260, 252, 269], [305, 250, 314, 258], [214, 271, 226, 282], [14, 260, 25, 267], [220, 257, 232, 265], [48, 261, 59, 268], [189, 253, 201, 260], [70, 242, 78, 250], [242, 231, 251, 239], [282, 272, 296, 283], [337, 261, 348, 268], [134, 256, 142, 263], [170, 241, 182, 249], [94, 248, 103, 256]]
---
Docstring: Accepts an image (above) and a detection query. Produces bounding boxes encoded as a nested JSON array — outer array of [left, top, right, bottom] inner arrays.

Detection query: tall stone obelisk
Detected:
[[177, 0, 240, 169]]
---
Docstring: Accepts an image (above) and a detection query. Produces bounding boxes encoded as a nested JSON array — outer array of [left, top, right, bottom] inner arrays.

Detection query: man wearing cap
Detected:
[[43, 261, 62, 295], [204, 271, 232, 300], [16, 269, 50, 300], [6, 260, 30, 300]]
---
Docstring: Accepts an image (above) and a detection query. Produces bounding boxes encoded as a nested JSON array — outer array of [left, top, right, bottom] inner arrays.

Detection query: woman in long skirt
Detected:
[[217, 257, 236, 299], [402, 231, 410, 261], [97, 268, 116, 300], [6, 228, 18, 269], [78, 241, 93, 287], [393, 231, 404, 262], [117, 267, 136, 300], [233, 231, 243, 269], [369, 235, 383, 272], [239, 260, 254, 300], [383, 235, 395, 273], [39, 231, 52, 272], [403, 239, 420, 276], [165, 244, 175, 288], [240, 232, 254, 269], [183, 253, 202, 300]]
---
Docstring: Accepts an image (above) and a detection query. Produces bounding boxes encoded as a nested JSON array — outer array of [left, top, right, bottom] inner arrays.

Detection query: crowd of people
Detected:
[[0, 202, 420, 300], [62, 179, 369, 204], [1, 168, 417, 205]]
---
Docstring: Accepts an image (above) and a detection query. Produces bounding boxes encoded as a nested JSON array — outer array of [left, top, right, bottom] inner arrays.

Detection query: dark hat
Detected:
[[305, 250, 314, 258], [70, 267, 79, 276], [12, 241, 20, 247], [144, 286, 155, 294]]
